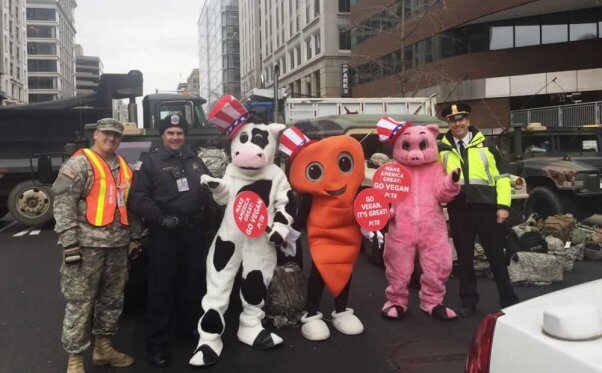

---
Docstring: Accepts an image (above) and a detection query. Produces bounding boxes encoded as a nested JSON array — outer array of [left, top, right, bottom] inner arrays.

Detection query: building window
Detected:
[[28, 59, 57, 72], [26, 25, 56, 38], [289, 50, 295, 70], [305, 38, 312, 59], [295, 45, 301, 65], [314, 32, 321, 54], [542, 13, 568, 44], [306, 1, 311, 23], [489, 24, 513, 50], [569, 9, 597, 41], [339, 28, 351, 50], [314, 0, 320, 17], [339, 0, 350, 13], [26, 8, 56, 21], [27, 42, 57, 55], [28, 76, 57, 89], [515, 17, 540, 47], [29, 93, 56, 103]]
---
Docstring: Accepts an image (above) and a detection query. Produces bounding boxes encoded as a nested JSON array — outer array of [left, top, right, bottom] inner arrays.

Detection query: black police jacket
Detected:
[[128, 144, 212, 223]]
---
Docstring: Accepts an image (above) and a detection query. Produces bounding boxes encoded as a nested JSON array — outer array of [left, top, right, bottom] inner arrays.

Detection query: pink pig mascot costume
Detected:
[[376, 117, 461, 321]]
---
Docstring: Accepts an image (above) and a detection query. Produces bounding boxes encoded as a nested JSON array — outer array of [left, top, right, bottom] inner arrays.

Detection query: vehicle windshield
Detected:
[[558, 134, 599, 153]]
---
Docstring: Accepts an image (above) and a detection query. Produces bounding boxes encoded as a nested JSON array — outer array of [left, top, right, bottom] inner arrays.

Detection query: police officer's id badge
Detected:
[[176, 177, 190, 192]]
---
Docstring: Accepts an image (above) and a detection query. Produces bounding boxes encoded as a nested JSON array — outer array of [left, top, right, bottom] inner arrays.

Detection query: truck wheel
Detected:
[[8, 181, 54, 226], [525, 186, 573, 219]]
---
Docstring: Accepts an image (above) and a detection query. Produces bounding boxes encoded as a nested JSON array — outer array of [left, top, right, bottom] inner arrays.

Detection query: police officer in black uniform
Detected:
[[128, 114, 211, 367]]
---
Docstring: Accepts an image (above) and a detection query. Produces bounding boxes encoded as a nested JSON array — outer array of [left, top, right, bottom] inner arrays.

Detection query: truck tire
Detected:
[[525, 186, 573, 219], [8, 181, 54, 226]]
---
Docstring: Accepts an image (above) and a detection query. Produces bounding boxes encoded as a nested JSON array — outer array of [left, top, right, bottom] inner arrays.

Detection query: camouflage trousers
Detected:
[[60, 246, 128, 354]]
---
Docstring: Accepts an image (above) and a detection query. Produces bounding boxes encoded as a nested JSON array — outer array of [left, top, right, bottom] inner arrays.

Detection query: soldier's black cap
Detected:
[[159, 114, 188, 134], [441, 103, 471, 121]]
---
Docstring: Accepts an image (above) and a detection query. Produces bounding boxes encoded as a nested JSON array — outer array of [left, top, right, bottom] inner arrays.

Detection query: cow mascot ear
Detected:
[[267, 123, 286, 136]]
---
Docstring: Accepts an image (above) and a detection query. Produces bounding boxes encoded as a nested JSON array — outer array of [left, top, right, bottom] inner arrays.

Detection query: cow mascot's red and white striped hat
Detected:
[[207, 95, 253, 139], [376, 116, 412, 144]]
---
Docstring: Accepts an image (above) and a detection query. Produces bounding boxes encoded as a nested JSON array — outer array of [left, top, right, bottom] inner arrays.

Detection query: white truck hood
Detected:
[[490, 279, 602, 373]]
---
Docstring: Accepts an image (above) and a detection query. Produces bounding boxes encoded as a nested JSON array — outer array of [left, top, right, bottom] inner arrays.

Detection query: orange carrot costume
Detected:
[[280, 128, 366, 340]]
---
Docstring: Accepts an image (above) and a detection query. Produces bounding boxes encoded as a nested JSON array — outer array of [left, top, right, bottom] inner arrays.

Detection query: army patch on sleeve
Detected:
[[61, 167, 77, 180]]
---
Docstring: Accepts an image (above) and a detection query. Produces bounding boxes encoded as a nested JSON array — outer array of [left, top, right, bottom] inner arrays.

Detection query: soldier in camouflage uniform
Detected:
[[52, 118, 141, 373]]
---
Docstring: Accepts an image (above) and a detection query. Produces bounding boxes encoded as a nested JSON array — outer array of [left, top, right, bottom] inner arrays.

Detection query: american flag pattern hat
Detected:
[[376, 116, 412, 143], [279, 126, 314, 161], [208, 95, 253, 139]]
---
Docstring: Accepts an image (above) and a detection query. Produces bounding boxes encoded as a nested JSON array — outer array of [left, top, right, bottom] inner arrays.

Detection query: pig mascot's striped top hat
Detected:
[[376, 116, 412, 144], [208, 95, 253, 139], [279, 126, 314, 161]]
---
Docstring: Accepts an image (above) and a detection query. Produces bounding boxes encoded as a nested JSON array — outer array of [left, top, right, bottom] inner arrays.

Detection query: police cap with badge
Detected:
[[441, 103, 471, 122], [159, 114, 188, 134]]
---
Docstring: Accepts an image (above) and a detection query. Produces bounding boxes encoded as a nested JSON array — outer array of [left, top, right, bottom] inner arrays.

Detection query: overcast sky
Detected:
[[75, 0, 206, 96]]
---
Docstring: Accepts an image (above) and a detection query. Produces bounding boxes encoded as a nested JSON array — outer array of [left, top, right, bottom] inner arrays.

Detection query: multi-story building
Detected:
[[0, 0, 28, 105], [242, 0, 352, 101], [198, 0, 240, 108], [74, 44, 102, 95], [350, 0, 602, 128], [26, 0, 76, 103], [177, 68, 200, 96]]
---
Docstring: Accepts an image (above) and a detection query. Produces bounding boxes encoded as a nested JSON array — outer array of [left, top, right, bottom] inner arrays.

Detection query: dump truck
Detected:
[[0, 70, 221, 226]]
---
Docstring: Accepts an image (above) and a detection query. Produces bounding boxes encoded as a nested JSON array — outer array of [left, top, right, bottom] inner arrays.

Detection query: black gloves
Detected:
[[161, 216, 179, 230], [452, 168, 461, 183], [128, 240, 142, 260], [63, 243, 82, 265]]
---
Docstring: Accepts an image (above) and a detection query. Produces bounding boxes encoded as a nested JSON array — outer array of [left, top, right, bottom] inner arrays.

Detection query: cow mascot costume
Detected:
[[189, 96, 293, 367], [376, 117, 461, 321], [279, 127, 369, 341]]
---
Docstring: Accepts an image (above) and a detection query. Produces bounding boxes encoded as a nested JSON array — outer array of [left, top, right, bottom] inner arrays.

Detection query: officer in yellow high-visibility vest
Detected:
[[438, 103, 518, 318]]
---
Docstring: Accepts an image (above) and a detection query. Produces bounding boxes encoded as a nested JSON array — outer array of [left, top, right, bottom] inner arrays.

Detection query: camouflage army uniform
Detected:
[[52, 152, 140, 354]]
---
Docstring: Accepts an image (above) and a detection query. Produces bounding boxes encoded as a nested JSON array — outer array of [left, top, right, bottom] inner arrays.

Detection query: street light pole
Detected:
[[273, 64, 280, 123]]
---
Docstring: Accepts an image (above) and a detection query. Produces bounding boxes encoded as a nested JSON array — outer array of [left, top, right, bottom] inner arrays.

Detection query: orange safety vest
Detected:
[[74, 148, 133, 227]]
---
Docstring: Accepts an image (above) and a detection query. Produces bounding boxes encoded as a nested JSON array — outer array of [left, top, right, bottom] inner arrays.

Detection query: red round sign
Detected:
[[372, 162, 412, 203], [353, 188, 390, 231], [233, 191, 268, 238]]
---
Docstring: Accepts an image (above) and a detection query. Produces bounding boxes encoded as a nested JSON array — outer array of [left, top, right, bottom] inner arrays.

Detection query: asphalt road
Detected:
[[1, 214, 601, 373]]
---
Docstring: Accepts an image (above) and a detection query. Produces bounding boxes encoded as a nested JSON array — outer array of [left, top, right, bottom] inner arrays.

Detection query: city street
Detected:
[[1, 213, 601, 373]]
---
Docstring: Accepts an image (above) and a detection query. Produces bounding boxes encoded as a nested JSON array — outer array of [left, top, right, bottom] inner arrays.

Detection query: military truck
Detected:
[[0, 70, 221, 226], [497, 124, 602, 219]]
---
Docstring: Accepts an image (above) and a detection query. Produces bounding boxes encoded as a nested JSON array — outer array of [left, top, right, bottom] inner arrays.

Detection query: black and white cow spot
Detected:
[[251, 128, 269, 149], [213, 236, 235, 272], [238, 180, 272, 207], [241, 270, 266, 306], [200, 309, 224, 334], [273, 211, 288, 225]]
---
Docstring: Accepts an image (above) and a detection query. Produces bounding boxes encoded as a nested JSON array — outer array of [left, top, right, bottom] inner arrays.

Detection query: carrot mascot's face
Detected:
[[290, 135, 365, 202]]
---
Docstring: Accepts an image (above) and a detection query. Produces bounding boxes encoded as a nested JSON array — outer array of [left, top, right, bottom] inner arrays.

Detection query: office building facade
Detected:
[[0, 0, 28, 105], [26, 0, 76, 103], [74, 44, 102, 96], [350, 0, 602, 127], [241, 0, 352, 100], [198, 0, 240, 108]]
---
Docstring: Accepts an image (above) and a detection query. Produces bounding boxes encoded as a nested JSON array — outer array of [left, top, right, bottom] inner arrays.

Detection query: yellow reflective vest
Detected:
[[438, 128, 511, 208]]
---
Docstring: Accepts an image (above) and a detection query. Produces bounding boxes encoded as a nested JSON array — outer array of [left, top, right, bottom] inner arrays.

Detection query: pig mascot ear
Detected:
[[426, 124, 440, 138], [267, 123, 286, 136]]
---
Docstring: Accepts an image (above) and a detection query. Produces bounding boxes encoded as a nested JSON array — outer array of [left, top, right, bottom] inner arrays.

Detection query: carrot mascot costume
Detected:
[[280, 127, 367, 341]]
